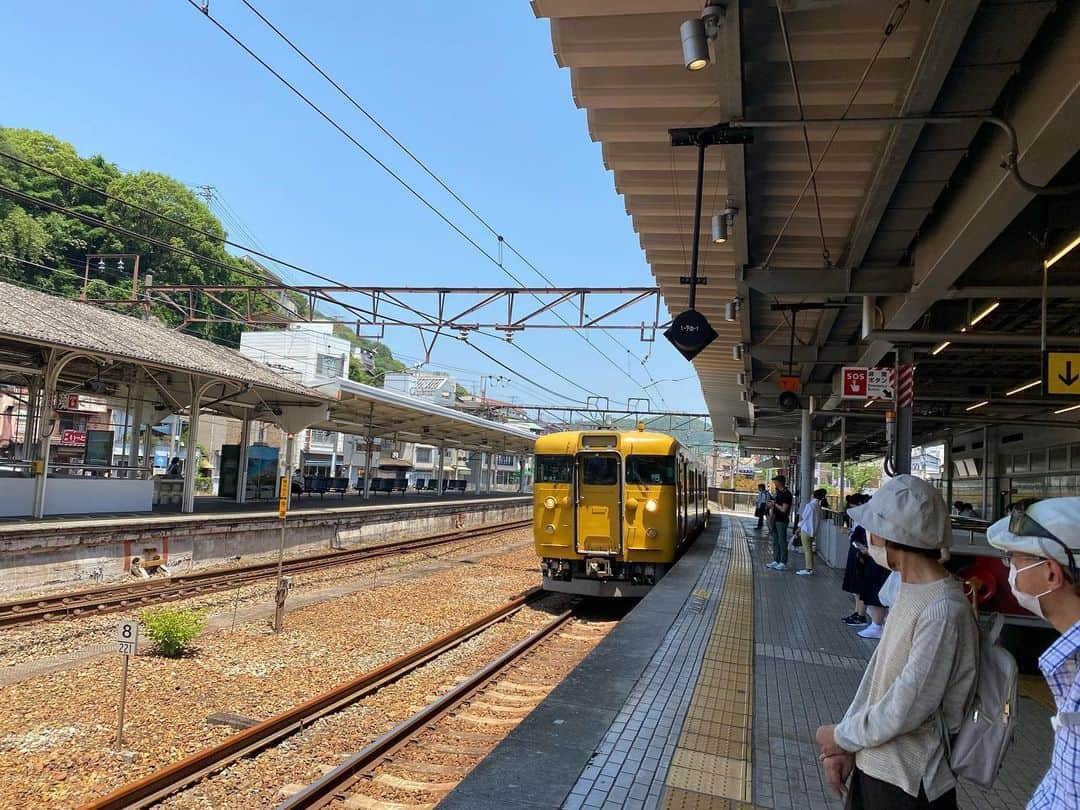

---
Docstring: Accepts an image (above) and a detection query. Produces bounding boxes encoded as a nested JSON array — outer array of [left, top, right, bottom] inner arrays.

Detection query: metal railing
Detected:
[[711, 489, 758, 513]]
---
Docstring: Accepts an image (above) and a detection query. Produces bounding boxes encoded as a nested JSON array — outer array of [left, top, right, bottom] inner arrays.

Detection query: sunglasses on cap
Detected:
[[1004, 506, 1079, 579]]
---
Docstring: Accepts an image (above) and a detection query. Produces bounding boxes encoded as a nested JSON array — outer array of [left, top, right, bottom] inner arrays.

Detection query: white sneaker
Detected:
[[795, 569, 813, 576], [858, 623, 883, 639], [765, 562, 779, 570], [774, 563, 787, 571]]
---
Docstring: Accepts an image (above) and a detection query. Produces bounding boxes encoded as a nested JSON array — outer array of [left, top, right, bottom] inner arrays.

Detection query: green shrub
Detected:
[[141, 606, 207, 657]]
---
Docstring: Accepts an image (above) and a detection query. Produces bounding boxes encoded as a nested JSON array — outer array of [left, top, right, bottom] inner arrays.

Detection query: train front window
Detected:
[[536, 455, 573, 484], [582, 456, 619, 485], [626, 455, 676, 485]]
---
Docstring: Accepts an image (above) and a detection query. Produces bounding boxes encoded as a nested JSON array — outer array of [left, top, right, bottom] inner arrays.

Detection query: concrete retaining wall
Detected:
[[0, 498, 532, 596]]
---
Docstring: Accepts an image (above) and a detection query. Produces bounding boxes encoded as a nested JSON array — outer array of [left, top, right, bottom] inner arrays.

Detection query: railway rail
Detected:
[[78, 588, 551, 810], [278, 607, 603, 810], [0, 519, 531, 629]]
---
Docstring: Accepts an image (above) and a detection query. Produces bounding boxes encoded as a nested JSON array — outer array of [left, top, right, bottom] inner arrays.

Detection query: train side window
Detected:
[[536, 455, 573, 483], [582, 456, 619, 485], [626, 455, 676, 485]]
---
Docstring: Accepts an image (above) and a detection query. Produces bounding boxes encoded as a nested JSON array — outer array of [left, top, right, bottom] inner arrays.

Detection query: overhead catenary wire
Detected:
[[0, 151, 623, 405], [191, 0, 657, 400], [1, 252, 591, 407]]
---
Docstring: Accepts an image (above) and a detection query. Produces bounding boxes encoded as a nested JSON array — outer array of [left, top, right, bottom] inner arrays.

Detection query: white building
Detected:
[[240, 324, 358, 478]]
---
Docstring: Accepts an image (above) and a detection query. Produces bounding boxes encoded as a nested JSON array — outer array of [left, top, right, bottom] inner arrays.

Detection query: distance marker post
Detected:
[[115, 620, 138, 747]]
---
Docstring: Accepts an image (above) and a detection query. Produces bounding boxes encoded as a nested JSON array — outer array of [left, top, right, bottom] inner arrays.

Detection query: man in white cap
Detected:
[[987, 497, 1080, 809], [814, 474, 978, 808]]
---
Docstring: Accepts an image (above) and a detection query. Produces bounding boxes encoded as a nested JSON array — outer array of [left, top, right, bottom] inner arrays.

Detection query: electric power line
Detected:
[[190, 0, 656, 401]]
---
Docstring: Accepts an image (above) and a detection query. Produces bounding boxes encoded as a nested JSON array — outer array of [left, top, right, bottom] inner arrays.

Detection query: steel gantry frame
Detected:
[[86, 283, 668, 359]]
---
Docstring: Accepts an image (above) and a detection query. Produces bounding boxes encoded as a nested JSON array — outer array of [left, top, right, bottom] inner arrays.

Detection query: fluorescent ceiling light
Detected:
[[1005, 379, 1041, 397], [969, 302, 1000, 326], [931, 341, 950, 355], [1045, 231, 1080, 270], [965, 400, 990, 411], [1054, 403, 1080, 415]]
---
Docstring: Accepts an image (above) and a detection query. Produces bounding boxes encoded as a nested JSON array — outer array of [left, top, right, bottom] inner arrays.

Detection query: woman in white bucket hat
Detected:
[[814, 474, 978, 808], [987, 497, 1080, 809]]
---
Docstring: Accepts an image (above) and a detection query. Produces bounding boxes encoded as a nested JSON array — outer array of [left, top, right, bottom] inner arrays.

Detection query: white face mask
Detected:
[[1008, 560, 1053, 619], [868, 540, 891, 571]]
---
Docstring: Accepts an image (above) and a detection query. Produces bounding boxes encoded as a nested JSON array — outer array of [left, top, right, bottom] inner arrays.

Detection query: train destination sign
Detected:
[[1045, 350, 1080, 396], [664, 309, 718, 361]]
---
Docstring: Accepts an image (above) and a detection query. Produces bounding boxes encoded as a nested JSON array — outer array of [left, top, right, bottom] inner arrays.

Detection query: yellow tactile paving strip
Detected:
[[661, 519, 757, 810]]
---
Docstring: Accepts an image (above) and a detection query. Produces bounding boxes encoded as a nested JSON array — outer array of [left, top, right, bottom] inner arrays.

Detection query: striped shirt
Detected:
[[1029, 618, 1080, 809]]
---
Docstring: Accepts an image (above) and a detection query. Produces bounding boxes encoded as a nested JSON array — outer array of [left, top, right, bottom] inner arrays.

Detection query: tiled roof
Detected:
[[0, 281, 323, 399]]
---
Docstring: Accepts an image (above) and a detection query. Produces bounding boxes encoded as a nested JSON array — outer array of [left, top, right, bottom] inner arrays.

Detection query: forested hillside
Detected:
[[0, 127, 407, 381]]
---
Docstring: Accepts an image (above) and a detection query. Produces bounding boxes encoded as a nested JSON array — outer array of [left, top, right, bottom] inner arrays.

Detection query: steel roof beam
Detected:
[[740, 266, 911, 295], [832, 4, 1080, 405]]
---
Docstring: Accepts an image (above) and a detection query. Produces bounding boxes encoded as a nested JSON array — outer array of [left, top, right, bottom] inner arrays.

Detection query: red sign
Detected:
[[61, 430, 87, 447], [841, 367, 868, 399], [54, 393, 80, 411]]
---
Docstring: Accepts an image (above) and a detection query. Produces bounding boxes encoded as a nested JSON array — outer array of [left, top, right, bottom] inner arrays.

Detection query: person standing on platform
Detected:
[[814, 474, 977, 809], [987, 497, 1080, 809], [766, 475, 793, 571], [755, 483, 770, 530], [796, 488, 827, 576]]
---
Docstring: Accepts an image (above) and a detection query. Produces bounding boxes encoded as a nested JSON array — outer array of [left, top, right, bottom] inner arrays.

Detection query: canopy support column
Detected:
[[362, 404, 375, 499], [31, 351, 58, 519], [838, 417, 847, 509], [894, 347, 914, 475], [182, 377, 212, 514], [799, 408, 813, 512], [236, 416, 252, 503]]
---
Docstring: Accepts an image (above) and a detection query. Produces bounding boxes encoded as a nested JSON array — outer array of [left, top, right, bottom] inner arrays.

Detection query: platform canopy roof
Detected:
[[0, 280, 328, 421], [533, 0, 1080, 457], [313, 378, 538, 454]]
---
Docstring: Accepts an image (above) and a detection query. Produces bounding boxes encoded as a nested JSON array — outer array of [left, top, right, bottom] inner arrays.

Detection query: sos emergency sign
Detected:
[[841, 367, 868, 399]]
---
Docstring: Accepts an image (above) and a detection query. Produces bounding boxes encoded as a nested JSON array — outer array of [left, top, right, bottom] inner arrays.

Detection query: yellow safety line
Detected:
[[661, 518, 757, 810]]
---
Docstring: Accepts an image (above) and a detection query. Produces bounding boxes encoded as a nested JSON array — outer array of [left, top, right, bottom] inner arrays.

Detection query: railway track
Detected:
[[278, 610, 609, 810], [78, 589, 552, 810], [0, 519, 531, 629]]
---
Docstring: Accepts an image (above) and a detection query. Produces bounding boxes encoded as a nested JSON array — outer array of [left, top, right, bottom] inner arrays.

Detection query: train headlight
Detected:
[[645, 499, 658, 512], [543, 496, 557, 510], [646, 528, 658, 538], [544, 523, 556, 534]]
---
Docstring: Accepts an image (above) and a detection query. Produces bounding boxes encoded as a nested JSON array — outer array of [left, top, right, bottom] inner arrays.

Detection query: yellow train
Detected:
[[534, 426, 708, 597]]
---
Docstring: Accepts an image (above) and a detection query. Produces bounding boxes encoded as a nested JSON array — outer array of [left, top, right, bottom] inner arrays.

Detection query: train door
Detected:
[[575, 452, 623, 555]]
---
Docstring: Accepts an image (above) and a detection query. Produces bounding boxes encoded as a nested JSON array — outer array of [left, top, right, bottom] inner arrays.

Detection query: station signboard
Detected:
[[1045, 351, 1080, 396], [60, 429, 87, 446], [867, 367, 895, 400], [841, 367, 868, 399]]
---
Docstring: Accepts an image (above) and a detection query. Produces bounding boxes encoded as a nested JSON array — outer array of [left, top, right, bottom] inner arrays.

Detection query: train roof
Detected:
[[535, 429, 692, 458]]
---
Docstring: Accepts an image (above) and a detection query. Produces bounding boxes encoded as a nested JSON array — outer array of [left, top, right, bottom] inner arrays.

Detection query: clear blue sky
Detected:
[[1, 1, 707, 417]]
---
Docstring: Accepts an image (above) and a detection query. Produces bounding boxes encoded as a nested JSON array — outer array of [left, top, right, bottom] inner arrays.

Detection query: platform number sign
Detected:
[[841, 367, 869, 399], [116, 620, 139, 655]]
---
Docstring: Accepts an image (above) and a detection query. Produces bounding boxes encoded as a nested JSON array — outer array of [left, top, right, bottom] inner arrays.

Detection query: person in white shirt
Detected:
[[796, 488, 826, 576], [755, 483, 770, 530], [815, 474, 978, 808]]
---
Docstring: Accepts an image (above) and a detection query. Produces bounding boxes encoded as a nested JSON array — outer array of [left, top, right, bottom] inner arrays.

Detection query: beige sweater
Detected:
[[834, 576, 978, 800]]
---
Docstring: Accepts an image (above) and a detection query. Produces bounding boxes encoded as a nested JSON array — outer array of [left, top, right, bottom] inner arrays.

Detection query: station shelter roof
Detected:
[[313, 378, 537, 455], [533, 2, 1080, 457], [0, 280, 327, 421], [0, 282, 537, 456]]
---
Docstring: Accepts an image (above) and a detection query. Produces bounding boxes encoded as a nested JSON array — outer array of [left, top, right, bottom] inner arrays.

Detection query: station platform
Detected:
[[442, 514, 1054, 810], [0, 493, 531, 596]]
